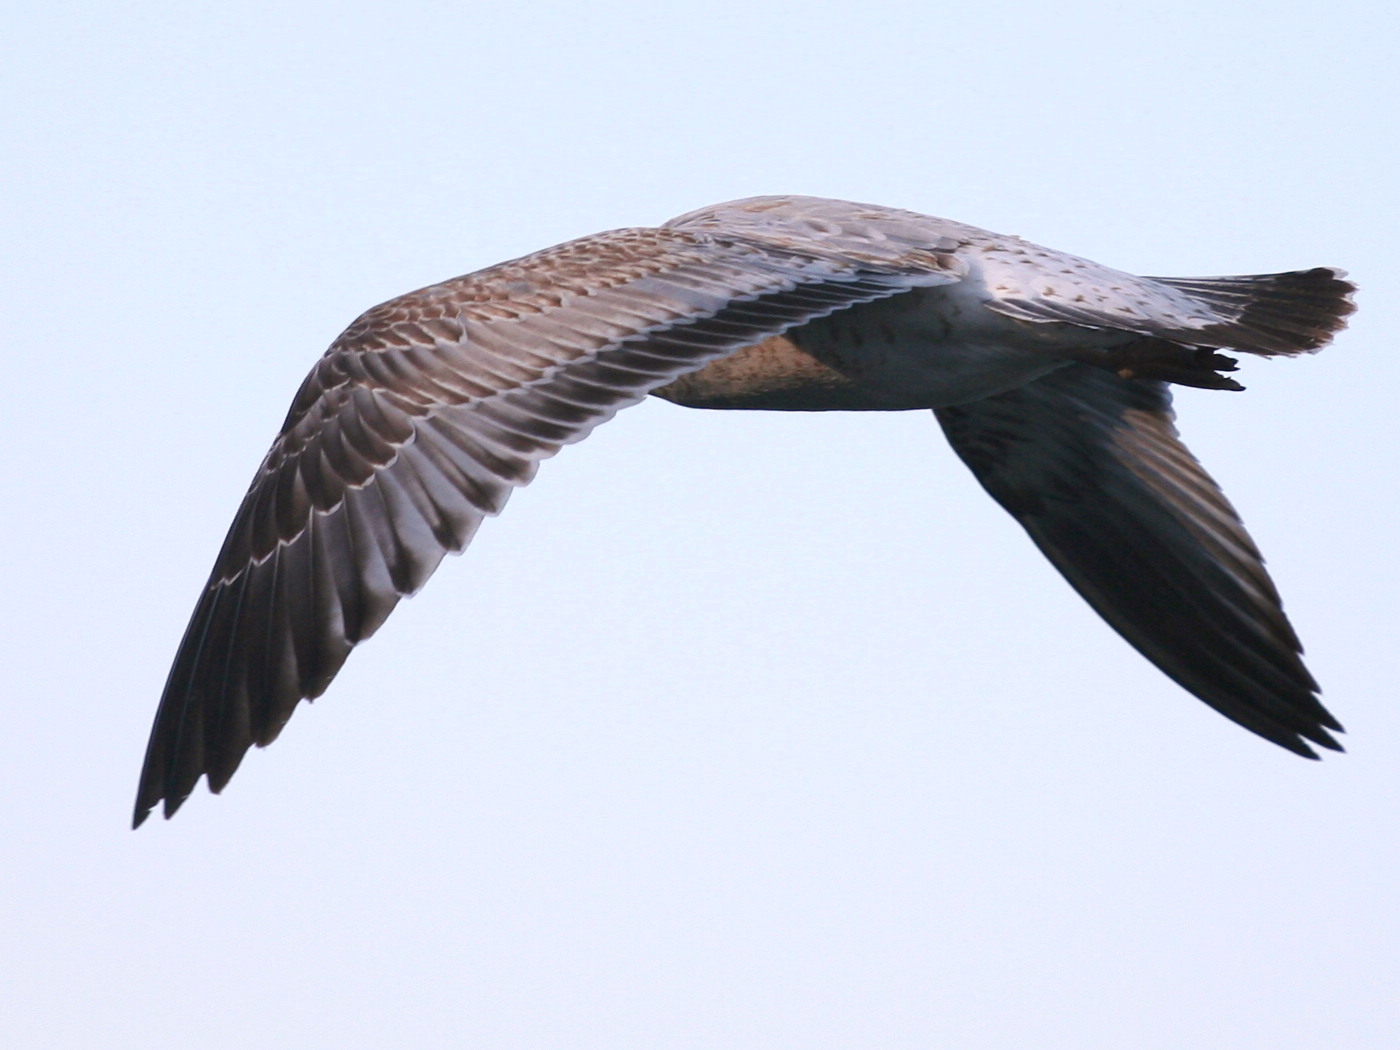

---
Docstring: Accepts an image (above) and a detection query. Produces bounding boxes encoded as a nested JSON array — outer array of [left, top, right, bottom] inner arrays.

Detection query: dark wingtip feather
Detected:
[[934, 364, 1347, 761], [1278, 716, 1345, 758]]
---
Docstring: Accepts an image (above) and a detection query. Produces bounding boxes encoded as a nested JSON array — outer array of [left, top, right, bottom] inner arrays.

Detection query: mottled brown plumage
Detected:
[[135, 196, 1355, 826]]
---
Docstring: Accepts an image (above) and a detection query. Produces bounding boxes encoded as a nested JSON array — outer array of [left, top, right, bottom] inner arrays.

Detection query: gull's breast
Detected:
[[652, 284, 1081, 412]]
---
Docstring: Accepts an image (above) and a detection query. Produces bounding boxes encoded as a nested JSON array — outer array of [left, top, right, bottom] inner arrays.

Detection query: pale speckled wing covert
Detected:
[[670, 196, 1352, 357], [134, 223, 961, 825], [935, 364, 1342, 756]]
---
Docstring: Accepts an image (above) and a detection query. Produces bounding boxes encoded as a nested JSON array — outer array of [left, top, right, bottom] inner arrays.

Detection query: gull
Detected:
[[134, 195, 1356, 826]]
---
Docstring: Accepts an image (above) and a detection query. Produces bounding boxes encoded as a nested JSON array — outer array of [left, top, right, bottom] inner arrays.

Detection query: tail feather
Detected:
[[1152, 267, 1356, 356]]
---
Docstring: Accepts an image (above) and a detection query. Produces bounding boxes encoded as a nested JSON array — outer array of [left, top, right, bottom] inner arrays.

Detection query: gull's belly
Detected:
[[653, 287, 1093, 411]]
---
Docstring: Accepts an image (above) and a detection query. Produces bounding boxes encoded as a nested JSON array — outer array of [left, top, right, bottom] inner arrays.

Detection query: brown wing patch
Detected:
[[135, 225, 959, 825]]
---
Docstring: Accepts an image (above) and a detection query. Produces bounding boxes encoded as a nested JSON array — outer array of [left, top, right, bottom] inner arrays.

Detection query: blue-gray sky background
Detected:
[[3, 2, 1397, 1047]]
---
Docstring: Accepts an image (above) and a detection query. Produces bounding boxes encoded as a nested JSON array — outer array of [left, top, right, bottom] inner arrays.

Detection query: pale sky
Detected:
[[3, 2, 1398, 1047]]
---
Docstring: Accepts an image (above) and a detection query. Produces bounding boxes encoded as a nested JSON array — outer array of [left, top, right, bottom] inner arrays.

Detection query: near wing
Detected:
[[935, 363, 1342, 755], [136, 226, 960, 825]]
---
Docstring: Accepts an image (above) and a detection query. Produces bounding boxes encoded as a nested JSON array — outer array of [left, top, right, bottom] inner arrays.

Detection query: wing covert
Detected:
[[135, 225, 961, 825]]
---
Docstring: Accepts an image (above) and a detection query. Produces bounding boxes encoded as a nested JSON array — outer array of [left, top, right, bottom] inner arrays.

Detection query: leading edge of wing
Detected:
[[134, 226, 962, 826]]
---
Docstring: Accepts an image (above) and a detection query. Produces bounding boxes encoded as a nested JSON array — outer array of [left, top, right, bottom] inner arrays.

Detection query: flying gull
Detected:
[[134, 195, 1356, 826]]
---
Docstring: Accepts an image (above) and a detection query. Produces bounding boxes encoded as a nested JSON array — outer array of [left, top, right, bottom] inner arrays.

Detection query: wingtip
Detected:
[[131, 782, 157, 829], [1313, 728, 1347, 755], [131, 774, 197, 829], [130, 794, 166, 830], [1285, 720, 1345, 760]]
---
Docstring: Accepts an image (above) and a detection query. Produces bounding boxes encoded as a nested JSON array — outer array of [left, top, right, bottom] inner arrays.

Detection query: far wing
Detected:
[[935, 363, 1342, 755], [136, 226, 961, 825]]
